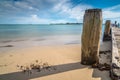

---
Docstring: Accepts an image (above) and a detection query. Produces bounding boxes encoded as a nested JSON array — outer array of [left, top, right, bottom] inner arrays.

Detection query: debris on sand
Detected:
[[16, 60, 57, 75]]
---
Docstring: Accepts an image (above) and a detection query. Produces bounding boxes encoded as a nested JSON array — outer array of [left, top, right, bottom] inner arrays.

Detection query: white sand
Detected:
[[0, 44, 111, 80]]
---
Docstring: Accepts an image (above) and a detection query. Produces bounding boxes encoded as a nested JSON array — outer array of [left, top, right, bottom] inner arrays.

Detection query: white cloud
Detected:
[[2, 0, 120, 24], [31, 14, 38, 19], [104, 5, 120, 11], [53, 0, 92, 23], [14, 0, 93, 23], [103, 11, 120, 19], [22, 14, 51, 24], [15, 14, 70, 24], [0, 0, 93, 23], [68, 4, 92, 22], [14, 1, 39, 11], [53, 1, 120, 23], [103, 5, 120, 23]]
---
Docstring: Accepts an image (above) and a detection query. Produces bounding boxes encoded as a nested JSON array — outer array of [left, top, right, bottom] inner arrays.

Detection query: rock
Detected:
[[113, 69, 120, 77], [97, 63, 111, 71], [112, 63, 119, 69]]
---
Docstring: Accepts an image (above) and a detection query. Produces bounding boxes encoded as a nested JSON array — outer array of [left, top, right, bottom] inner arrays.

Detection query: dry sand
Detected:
[[0, 44, 111, 80]]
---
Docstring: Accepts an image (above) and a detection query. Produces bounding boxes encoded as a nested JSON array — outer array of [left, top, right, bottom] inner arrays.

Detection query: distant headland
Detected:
[[50, 23, 82, 25]]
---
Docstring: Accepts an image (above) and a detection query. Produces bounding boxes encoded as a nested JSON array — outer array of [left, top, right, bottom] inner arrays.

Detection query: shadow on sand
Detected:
[[0, 62, 111, 80], [92, 68, 111, 80]]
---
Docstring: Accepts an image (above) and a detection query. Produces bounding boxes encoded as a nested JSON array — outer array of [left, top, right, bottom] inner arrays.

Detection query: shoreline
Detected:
[[0, 35, 81, 53]]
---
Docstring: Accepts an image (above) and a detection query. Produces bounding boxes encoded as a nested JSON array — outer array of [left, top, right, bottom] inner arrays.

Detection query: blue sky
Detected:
[[0, 0, 120, 24]]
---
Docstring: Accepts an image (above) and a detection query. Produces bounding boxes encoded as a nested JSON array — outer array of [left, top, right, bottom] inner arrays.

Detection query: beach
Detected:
[[0, 44, 111, 80], [1, 0, 120, 79], [0, 24, 111, 80]]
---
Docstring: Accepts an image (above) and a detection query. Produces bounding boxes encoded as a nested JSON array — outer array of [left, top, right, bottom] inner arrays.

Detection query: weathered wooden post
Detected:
[[103, 20, 111, 41], [118, 23, 119, 28], [104, 20, 111, 35], [81, 9, 102, 65], [115, 21, 117, 27]]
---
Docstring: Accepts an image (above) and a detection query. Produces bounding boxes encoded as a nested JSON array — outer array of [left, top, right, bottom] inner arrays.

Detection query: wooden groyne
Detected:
[[110, 27, 120, 80], [81, 8, 120, 80]]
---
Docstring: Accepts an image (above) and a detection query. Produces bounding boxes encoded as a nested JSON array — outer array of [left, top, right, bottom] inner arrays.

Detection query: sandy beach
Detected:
[[0, 44, 111, 80], [1, 0, 120, 79]]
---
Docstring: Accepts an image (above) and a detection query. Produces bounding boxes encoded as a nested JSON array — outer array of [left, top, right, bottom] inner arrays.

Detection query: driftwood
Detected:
[[81, 9, 102, 65]]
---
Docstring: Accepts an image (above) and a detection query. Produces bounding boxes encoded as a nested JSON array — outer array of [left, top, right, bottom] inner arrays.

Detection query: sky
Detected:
[[0, 0, 120, 24]]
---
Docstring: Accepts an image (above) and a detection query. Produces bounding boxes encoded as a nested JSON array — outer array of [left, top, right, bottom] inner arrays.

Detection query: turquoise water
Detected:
[[0, 24, 82, 40], [0, 24, 105, 47]]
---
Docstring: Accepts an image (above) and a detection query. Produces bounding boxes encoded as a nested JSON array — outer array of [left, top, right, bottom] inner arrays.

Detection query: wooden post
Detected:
[[104, 20, 111, 35], [81, 9, 102, 65], [103, 20, 111, 41], [115, 21, 117, 27]]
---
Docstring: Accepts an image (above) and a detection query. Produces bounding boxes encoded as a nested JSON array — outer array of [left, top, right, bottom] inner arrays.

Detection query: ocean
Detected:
[[0, 24, 105, 50]]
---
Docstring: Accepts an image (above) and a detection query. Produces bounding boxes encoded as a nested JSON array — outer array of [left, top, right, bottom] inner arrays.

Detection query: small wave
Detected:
[[0, 39, 28, 43], [0, 45, 13, 48], [14, 39, 27, 42], [1, 40, 12, 43], [33, 38, 45, 41], [65, 42, 80, 45]]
